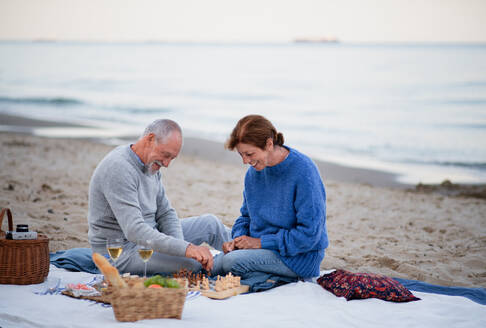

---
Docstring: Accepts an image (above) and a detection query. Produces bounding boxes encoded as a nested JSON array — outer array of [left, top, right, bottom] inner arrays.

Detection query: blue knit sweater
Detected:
[[232, 146, 328, 278]]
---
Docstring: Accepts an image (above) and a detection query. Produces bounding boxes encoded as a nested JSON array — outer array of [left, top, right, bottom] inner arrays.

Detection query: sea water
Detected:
[[0, 41, 485, 184]]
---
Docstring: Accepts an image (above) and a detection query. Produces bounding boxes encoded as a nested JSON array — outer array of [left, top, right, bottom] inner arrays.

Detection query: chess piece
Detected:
[[202, 276, 210, 290], [215, 279, 223, 292]]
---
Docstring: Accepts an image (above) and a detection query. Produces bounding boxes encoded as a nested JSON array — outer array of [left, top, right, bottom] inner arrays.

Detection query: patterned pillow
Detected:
[[317, 269, 420, 302]]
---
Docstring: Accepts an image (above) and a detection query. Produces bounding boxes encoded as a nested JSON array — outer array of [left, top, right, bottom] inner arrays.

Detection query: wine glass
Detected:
[[137, 239, 154, 277], [106, 238, 124, 266]]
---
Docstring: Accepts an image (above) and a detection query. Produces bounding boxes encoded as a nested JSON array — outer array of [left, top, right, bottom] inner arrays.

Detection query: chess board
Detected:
[[191, 279, 249, 299], [174, 270, 249, 300]]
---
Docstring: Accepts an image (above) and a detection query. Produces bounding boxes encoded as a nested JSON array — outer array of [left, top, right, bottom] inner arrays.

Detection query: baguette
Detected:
[[92, 252, 127, 288], [92, 252, 112, 270]]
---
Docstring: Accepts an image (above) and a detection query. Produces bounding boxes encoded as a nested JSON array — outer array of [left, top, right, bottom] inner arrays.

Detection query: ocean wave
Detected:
[[0, 96, 173, 114], [0, 96, 83, 106], [187, 91, 278, 102], [435, 123, 486, 130], [435, 80, 486, 91], [458, 81, 486, 87], [432, 161, 486, 170], [106, 105, 172, 114], [446, 99, 486, 105], [402, 159, 486, 170], [422, 98, 486, 106]]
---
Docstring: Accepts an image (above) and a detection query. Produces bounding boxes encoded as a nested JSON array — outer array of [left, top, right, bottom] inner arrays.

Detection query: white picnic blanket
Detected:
[[0, 265, 484, 328]]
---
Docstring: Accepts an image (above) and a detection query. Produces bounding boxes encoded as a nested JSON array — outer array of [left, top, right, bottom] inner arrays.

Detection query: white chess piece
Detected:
[[202, 277, 210, 290]]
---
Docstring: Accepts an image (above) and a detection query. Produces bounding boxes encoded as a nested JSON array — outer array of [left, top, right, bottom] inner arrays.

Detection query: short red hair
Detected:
[[225, 115, 284, 150]]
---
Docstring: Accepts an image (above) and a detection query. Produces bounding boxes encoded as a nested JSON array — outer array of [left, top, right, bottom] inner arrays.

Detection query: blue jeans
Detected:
[[212, 249, 298, 291]]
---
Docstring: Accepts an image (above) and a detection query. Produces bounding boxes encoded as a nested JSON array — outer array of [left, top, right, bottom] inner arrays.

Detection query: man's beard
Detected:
[[146, 160, 163, 175]]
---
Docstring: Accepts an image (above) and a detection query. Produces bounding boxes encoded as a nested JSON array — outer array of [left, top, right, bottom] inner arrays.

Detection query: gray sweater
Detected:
[[87, 145, 189, 257]]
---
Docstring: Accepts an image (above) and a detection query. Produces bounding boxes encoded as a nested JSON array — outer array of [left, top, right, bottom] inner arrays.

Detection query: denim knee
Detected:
[[221, 250, 248, 274]]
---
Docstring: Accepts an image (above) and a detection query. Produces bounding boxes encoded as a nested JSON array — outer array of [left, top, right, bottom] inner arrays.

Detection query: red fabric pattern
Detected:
[[317, 269, 420, 302]]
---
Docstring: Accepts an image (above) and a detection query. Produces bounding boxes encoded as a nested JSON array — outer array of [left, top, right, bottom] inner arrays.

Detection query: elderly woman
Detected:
[[212, 114, 328, 291]]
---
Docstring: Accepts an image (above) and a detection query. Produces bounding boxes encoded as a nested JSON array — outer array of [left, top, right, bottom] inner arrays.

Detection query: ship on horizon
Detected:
[[293, 37, 339, 44]]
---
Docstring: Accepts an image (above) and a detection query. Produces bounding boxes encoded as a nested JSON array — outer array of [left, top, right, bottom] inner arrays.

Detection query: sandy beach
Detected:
[[1, 115, 485, 288]]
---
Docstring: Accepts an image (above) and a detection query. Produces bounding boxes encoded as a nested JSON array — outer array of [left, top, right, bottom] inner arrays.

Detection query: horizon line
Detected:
[[1, 38, 486, 46]]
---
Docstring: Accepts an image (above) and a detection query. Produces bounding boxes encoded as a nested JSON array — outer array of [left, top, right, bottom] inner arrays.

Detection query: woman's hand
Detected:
[[222, 240, 236, 254], [234, 235, 261, 249]]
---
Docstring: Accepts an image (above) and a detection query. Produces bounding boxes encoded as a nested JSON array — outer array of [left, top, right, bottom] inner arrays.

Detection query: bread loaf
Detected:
[[92, 252, 111, 270], [92, 252, 127, 288]]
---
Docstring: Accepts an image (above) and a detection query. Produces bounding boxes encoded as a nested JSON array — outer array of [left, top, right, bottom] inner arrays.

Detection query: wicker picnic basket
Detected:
[[108, 280, 188, 322], [0, 208, 50, 285]]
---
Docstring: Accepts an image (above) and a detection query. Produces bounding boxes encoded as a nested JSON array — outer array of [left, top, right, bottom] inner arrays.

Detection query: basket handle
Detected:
[[0, 208, 14, 234]]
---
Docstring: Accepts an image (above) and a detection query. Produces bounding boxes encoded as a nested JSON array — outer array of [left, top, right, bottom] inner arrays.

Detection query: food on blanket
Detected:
[[121, 272, 139, 278], [165, 279, 181, 288], [92, 252, 127, 288], [143, 275, 181, 289], [66, 283, 101, 297]]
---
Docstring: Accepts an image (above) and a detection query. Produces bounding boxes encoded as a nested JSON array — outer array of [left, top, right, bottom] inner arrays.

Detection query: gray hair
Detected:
[[142, 119, 182, 144]]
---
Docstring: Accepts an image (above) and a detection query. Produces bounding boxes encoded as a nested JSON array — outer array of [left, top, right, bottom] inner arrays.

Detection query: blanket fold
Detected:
[[393, 277, 486, 305], [50, 248, 100, 274]]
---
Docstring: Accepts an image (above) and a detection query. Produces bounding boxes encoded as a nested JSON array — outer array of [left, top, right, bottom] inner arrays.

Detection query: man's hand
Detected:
[[234, 235, 261, 249], [222, 240, 236, 254], [185, 244, 214, 271]]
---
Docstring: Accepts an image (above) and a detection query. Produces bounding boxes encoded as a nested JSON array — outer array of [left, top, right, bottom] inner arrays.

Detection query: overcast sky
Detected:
[[1, 0, 485, 43]]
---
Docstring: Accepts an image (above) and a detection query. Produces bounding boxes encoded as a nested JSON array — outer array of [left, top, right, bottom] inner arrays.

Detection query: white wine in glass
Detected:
[[137, 240, 153, 277], [138, 248, 154, 262], [106, 238, 124, 265]]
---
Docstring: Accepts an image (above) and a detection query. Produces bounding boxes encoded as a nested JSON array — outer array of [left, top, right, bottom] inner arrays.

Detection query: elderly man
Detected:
[[88, 119, 230, 275]]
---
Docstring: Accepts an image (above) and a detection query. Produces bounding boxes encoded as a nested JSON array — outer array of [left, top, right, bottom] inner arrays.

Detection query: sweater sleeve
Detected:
[[231, 190, 250, 239], [103, 168, 189, 257], [155, 174, 185, 240], [260, 170, 327, 256]]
